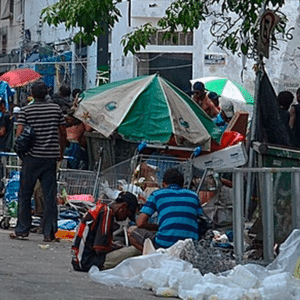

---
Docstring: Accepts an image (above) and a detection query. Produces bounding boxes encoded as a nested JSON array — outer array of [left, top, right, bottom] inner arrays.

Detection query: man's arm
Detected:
[[136, 213, 158, 231], [58, 124, 67, 161], [289, 106, 296, 129], [0, 125, 5, 137], [16, 124, 24, 137]]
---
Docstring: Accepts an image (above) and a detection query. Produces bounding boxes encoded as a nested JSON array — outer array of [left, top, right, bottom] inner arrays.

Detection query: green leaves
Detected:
[[41, 0, 288, 57], [121, 23, 157, 56], [122, 0, 287, 56], [41, 0, 121, 46]]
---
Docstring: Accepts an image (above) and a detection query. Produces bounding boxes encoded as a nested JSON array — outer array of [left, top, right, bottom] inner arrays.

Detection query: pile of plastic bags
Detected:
[[89, 229, 300, 300]]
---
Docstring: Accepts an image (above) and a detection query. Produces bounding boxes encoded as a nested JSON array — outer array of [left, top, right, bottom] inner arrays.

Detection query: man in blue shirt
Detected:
[[128, 168, 203, 251]]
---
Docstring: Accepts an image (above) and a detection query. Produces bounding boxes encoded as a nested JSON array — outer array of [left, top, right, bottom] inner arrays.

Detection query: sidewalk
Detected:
[[0, 228, 177, 300]]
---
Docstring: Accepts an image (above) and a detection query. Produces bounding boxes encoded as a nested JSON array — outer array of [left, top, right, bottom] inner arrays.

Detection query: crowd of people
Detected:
[[4, 78, 300, 273]]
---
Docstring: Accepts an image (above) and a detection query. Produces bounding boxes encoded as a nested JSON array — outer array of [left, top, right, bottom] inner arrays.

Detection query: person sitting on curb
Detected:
[[71, 191, 140, 272], [128, 168, 203, 252]]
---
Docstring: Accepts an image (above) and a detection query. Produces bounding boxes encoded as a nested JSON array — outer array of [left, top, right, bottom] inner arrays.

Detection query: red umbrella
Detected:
[[0, 68, 42, 87]]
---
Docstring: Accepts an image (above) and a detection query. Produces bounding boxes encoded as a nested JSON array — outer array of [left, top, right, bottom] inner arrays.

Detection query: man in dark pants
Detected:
[[10, 81, 67, 242]]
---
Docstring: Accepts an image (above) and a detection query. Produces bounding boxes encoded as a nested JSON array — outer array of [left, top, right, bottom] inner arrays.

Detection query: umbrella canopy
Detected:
[[0, 68, 41, 87], [75, 74, 223, 151], [190, 77, 254, 105]]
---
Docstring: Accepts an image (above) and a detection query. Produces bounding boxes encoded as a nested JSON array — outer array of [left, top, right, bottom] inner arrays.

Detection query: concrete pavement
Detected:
[[0, 228, 177, 300]]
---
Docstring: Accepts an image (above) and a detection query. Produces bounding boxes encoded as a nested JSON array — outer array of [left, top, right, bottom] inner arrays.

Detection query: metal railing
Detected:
[[214, 167, 300, 265]]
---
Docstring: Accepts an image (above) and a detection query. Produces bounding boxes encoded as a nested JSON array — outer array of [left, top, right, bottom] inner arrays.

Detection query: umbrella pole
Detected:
[[245, 57, 263, 220]]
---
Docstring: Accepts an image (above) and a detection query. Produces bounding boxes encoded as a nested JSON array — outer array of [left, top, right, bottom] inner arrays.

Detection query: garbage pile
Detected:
[[180, 239, 236, 275], [89, 229, 300, 300]]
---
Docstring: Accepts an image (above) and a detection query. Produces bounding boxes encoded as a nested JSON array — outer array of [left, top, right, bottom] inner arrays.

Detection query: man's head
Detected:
[[59, 85, 71, 97], [163, 168, 184, 188], [31, 81, 48, 100], [192, 82, 206, 104], [208, 92, 219, 108], [72, 88, 82, 99], [0, 97, 6, 112], [221, 99, 235, 122], [278, 91, 294, 110], [113, 191, 138, 222]]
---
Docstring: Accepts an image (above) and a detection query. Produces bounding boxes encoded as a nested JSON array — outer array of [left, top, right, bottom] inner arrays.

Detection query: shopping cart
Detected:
[[98, 144, 195, 202]]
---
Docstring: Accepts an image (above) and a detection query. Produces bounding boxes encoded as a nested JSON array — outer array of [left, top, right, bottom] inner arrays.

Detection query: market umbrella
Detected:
[[75, 74, 223, 151], [190, 77, 254, 105], [0, 68, 41, 87]]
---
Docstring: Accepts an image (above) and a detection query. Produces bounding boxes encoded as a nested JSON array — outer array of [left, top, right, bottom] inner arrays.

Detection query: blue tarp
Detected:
[[0, 81, 15, 109]]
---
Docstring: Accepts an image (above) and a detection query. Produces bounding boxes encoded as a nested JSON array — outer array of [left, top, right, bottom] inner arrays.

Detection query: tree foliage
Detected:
[[41, 0, 288, 57], [122, 0, 288, 56], [41, 0, 121, 45]]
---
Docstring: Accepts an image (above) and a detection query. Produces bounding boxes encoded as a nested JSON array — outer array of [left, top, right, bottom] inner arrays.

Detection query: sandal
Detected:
[[9, 232, 29, 239], [43, 236, 60, 243]]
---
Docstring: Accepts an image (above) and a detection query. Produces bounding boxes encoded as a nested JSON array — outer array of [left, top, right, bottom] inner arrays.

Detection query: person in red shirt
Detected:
[[192, 82, 219, 118]]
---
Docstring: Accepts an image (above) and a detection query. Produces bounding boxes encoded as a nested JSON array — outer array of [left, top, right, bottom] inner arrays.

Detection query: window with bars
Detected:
[[149, 31, 193, 46], [0, 27, 7, 55], [1, 0, 13, 20]]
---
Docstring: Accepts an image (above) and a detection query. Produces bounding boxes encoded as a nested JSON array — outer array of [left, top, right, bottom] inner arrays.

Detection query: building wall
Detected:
[[0, 0, 97, 91], [110, 0, 300, 96]]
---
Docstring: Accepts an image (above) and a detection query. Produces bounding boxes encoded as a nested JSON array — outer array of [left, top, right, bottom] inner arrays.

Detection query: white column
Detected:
[[85, 41, 97, 89]]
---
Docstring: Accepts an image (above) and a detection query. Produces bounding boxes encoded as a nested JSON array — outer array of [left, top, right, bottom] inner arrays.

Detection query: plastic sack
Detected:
[[89, 252, 193, 289], [59, 210, 80, 220], [4, 171, 20, 217], [267, 229, 300, 274], [57, 219, 78, 230], [210, 131, 245, 152]]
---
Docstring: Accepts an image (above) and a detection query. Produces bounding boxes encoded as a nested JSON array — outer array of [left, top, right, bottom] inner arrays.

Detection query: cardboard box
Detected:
[[226, 111, 249, 136], [193, 142, 248, 170]]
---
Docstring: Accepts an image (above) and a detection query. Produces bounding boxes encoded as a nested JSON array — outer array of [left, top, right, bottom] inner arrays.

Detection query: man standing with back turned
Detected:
[[10, 81, 67, 242]]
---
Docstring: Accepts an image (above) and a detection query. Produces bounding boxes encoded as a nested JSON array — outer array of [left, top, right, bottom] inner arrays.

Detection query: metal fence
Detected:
[[214, 167, 300, 265]]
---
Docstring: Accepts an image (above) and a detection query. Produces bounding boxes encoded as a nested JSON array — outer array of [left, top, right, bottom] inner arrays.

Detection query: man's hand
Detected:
[[111, 240, 124, 250]]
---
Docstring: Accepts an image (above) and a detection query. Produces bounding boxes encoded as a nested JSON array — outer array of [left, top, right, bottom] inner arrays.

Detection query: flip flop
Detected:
[[9, 232, 29, 239], [43, 236, 60, 243]]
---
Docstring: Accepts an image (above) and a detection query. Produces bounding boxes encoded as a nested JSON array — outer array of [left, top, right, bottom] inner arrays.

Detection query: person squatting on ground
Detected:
[[71, 192, 139, 272], [9, 81, 67, 242], [128, 168, 203, 252]]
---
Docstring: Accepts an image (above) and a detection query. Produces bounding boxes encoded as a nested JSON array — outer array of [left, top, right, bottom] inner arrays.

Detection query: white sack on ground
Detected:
[[89, 230, 300, 300]]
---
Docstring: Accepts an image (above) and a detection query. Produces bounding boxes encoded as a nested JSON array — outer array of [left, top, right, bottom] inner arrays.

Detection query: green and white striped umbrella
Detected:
[[191, 77, 254, 105], [75, 74, 222, 151]]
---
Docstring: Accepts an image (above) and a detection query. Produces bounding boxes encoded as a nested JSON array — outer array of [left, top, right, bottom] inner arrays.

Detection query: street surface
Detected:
[[0, 228, 177, 300]]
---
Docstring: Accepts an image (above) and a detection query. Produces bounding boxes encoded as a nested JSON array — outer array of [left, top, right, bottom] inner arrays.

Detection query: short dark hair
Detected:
[[163, 168, 184, 187], [297, 88, 300, 96], [278, 91, 294, 110], [31, 81, 48, 100], [192, 82, 205, 93], [59, 85, 71, 97], [115, 191, 138, 222], [208, 92, 219, 107], [72, 88, 82, 99]]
